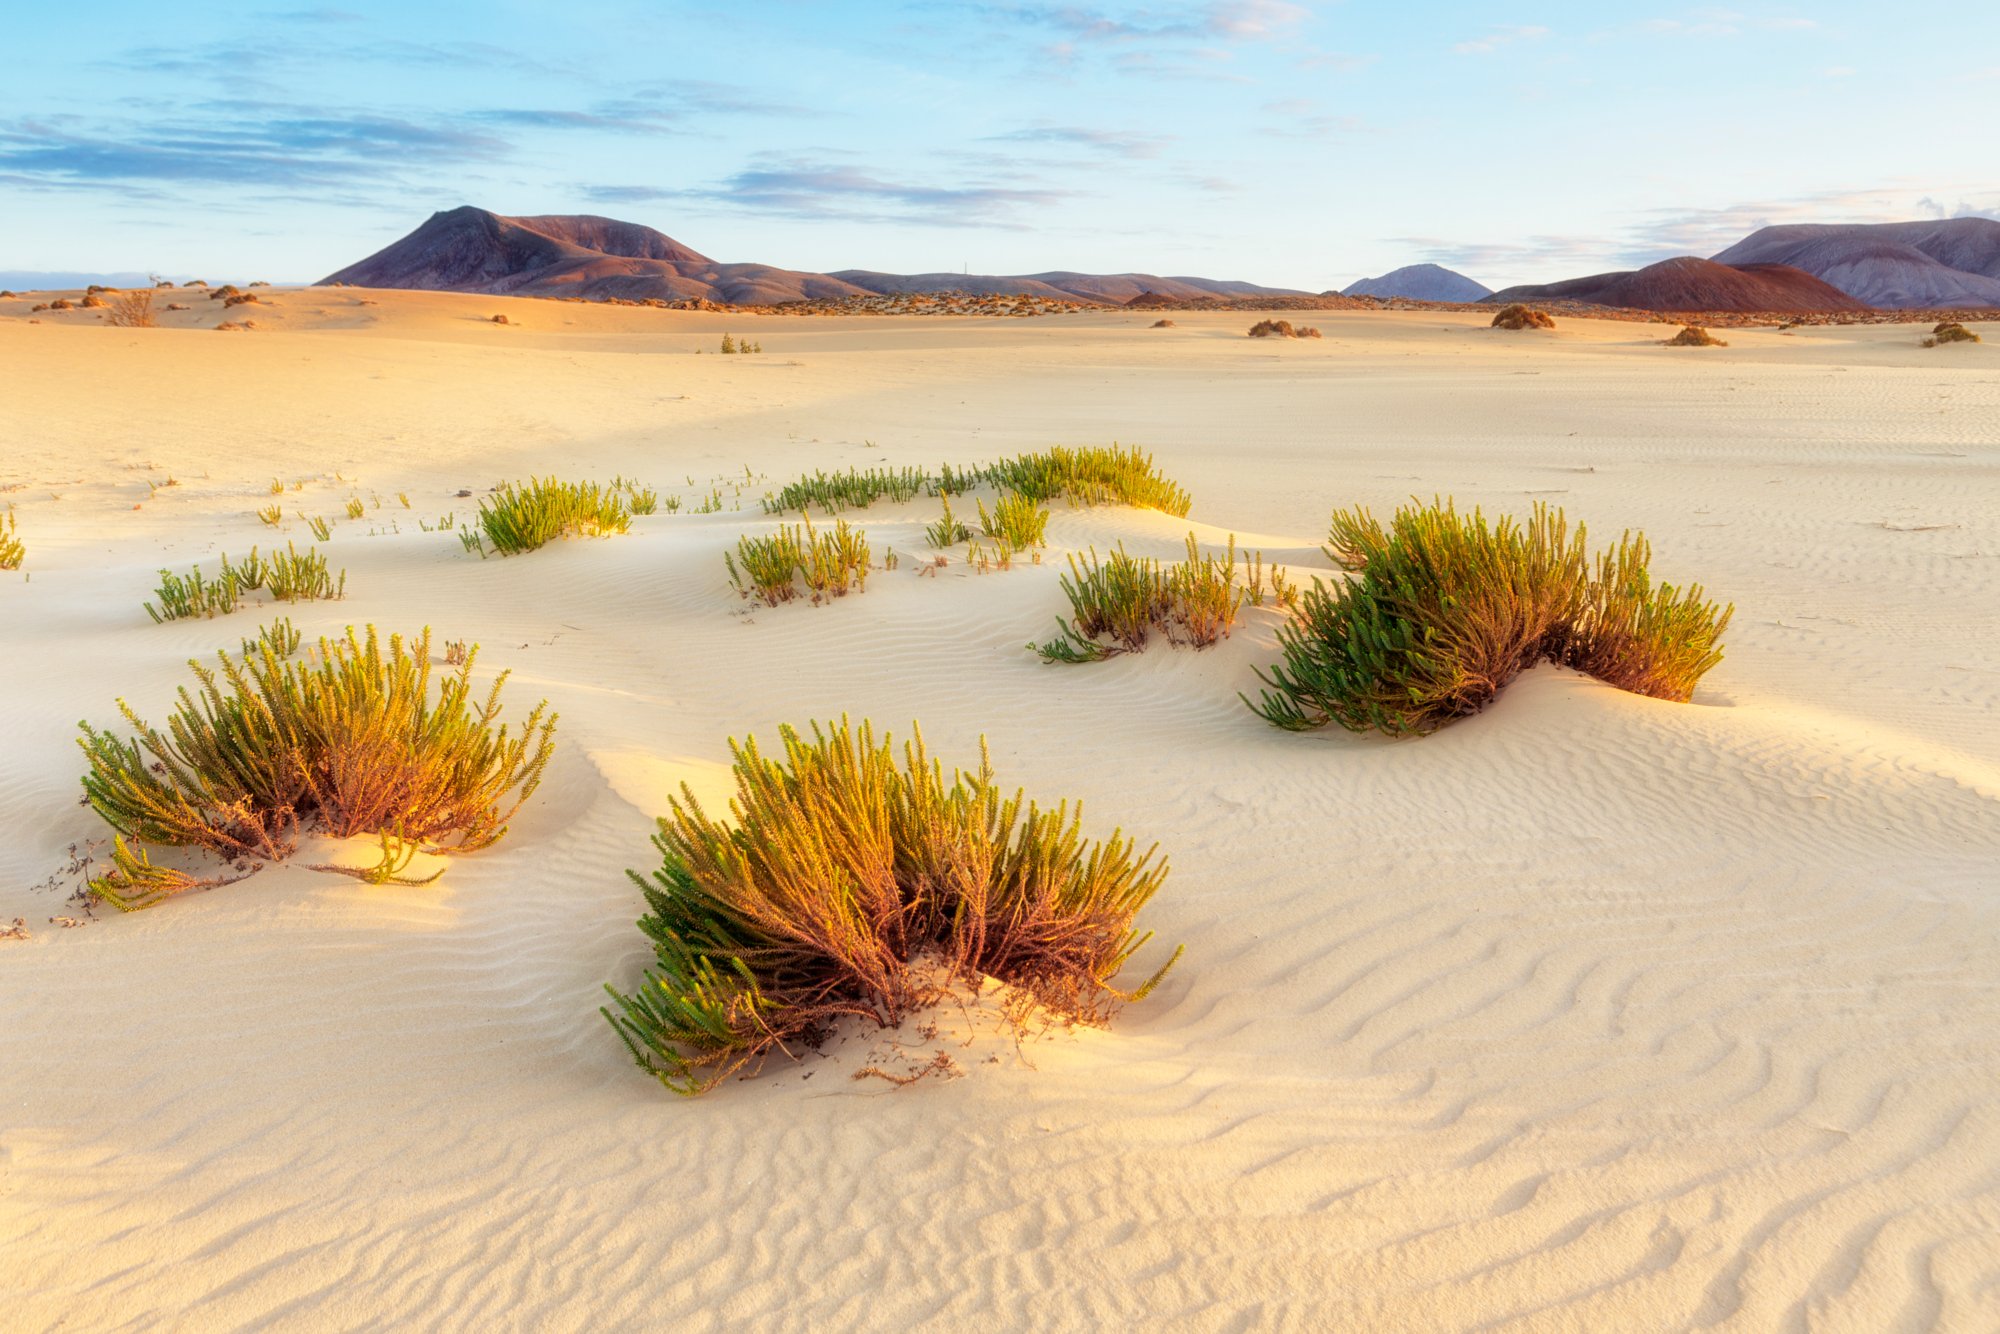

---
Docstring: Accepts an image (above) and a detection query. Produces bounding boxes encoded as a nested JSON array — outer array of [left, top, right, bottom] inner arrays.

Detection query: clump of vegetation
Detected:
[[105, 290, 156, 328], [1247, 498, 1731, 736], [725, 517, 871, 606], [477, 477, 632, 555], [344, 496, 365, 519], [491, 314, 510, 325], [1034, 535, 1290, 663], [305, 514, 333, 541], [600, 718, 1179, 1094], [46, 298, 74, 311], [925, 494, 972, 549], [1491, 304, 1556, 331], [1923, 322, 1981, 347], [78, 626, 557, 909], [978, 491, 1049, 551], [1665, 325, 1726, 347], [1151, 319, 1177, 328], [0, 509, 23, 570], [80, 293, 107, 309], [145, 543, 346, 621], [223, 293, 260, 309], [1247, 319, 1320, 339], [982, 444, 1193, 517], [718, 333, 764, 354], [763, 466, 927, 515]]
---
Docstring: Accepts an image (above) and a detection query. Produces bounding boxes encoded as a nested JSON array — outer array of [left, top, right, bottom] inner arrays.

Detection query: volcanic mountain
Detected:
[[1709, 218, 2000, 308], [322, 206, 1307, 306], [1487, 256, 1869, 312], [319, 207, 869, 305], [1340, 263, 1492, 302]]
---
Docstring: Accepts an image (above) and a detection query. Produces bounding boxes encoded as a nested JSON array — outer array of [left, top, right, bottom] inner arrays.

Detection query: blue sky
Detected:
[[3, 2, 1995, 289]]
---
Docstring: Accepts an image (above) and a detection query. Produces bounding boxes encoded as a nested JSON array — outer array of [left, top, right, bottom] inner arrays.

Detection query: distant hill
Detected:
[[1341, 264, 1491, 302], [1710, 219, 2000, 308], [1488, 256, 1868, 312], [832, 270, 1301, 303], [320, 207, 870, 305], [322, 207, 1307, 306]]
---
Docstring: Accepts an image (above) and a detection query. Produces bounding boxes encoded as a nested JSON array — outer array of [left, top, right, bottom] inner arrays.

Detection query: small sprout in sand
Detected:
[[977, 491, 1050, 551], [925, 494, 972, 549], [1491, 304, 1556, 331], [257, 503, 283, 526], [269, 478, 285, 495], [344, 497, 365, 519], [305, 515, 332, 541], [1923, 322, 1981, 348], [397, 491, 411, 509], [1248, 498, 1732, 736], [78, 626, 557, 909], [600, 718, 1179, 1094], [1664, 325, 1727, 347]]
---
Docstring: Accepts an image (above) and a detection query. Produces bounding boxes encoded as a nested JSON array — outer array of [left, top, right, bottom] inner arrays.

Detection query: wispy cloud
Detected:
[[1451, 25, 1549, 55], [981, 0, 1308, 44], [585, 156, 1069, 227], [985, 123, 1170, 157], [0, 111, 503, 189]]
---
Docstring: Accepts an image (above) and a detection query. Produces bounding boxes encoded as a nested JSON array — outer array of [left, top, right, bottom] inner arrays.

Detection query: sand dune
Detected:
[[2, 291, 1997, 1330]]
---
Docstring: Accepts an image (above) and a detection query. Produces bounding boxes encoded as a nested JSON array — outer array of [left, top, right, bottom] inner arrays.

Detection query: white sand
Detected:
[[2, 291, 1997, 1331]]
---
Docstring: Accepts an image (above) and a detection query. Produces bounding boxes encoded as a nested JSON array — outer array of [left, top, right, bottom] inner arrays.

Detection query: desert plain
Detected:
[[2, 290, 1998, 1330]]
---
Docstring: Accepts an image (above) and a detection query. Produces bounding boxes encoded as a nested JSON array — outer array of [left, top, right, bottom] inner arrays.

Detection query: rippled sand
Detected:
[[2, 290, 1996, 1330]]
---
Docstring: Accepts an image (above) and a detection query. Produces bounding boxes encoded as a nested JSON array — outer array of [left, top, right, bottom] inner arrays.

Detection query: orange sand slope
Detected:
[[1, 290, 1997, 1330]]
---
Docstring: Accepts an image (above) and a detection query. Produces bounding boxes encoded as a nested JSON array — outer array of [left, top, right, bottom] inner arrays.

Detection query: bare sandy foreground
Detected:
[[2, 290, 1997, 1331]]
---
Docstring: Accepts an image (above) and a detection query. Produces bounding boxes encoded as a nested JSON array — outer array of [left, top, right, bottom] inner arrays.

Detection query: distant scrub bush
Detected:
[[725, 517, 870, 606], [477, 477, 632, 555], [223, 293, 260, 309], [106, 290, 156, 328], [78, 626, 557, 909], [762, 466, 926, 515], [80, 293, 106, 309], [1665, 325, 1726, 347], [1924, 322, 1980, 347], [1491, 304, 1556, 331], [601, 718, 1180, 1094], [1247, 319, 1320, 339], [0, 509, 22, 570], [1248, 498, 1731, 736], [1035, 535, 1295, 663]]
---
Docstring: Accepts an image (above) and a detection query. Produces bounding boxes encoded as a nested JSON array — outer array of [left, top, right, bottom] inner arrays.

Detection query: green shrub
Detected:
[[981, 444, 1192, 517], [978, 492, 1049, 549], [305, 515, 332, 541], [601, 718, 1180, 1094], [1035, 535, 1283, 662], [0, 509, 21, 570], [477, 477, 632, 555], [1248, 499, 1731, 735], [146, 564, 240, 622], [763, 466, 927, 515], [725, 517, 870, 606], [146, 544, 344, 622], [77, 626, 556, 909], [257, 503, 283, 526]]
